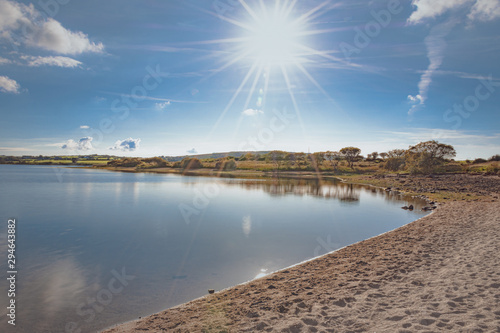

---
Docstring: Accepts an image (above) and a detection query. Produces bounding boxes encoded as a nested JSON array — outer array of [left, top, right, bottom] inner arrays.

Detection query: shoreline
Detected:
[[103, 199, 500, 332], [101, 173, 500, 332], [101, 209, 436, 333]]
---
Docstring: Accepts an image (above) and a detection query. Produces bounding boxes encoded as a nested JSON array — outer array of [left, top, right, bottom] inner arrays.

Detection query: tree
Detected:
[[340, 147, 361, 169], [407, 141, 456, 160], [239, 153, 255, 161], [324, 151, 342, 172], [266, 151, 287, 172], [387, 149, 406, 158], [380, 152, 388, 160], [384, 149, 407, 171], [285, 153, 296, 169], [310, 152, 325, 169], [294, 152, 307, 170], [406, 141, 456, 174], [371, 152, 379, 160]]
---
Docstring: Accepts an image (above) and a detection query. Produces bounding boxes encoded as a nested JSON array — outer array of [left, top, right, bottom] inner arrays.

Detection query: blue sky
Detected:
[[0, 0, 499, 159]]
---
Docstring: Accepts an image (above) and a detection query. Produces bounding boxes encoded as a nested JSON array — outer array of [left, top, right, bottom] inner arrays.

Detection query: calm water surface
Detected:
[[0, 165, 428, 332]]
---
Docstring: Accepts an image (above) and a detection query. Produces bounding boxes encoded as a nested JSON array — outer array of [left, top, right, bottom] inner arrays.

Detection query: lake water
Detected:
[[0, 165, 428, 332]]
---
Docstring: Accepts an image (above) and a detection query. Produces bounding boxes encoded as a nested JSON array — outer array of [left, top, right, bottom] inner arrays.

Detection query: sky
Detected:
[[0, 0, 499, 159]]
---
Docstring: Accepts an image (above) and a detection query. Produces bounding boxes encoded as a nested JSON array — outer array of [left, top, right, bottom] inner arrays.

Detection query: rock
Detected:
[[208, 289, 215, 294], [408, 205, 414, 210]]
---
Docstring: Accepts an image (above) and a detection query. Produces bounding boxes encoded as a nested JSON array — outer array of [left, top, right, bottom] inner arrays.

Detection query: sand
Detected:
[[102, 198, 500, 333]]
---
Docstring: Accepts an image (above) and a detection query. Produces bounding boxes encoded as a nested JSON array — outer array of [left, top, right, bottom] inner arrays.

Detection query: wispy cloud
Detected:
[[0, 0, 103, 55], [242, 108, 264, 116], [0, 147, 32, 152], [61, 137, 93, 151], [109, 138, 141, 152], [406, 0, 500, 114], [0, 75, 20, 93], [22, 55, 82, 68], [383, 128, 500, 143], [408, 20, 457, 115], [103, 93, 207, 104], [155, 101, 171, 110], [0, 56, 11, 65], [79, 125, 90, 129]]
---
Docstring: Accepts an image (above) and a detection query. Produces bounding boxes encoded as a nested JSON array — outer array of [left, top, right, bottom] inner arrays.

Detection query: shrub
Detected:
[[383, 157, 405, 171], [215, 159, 237, 171], [180, 158, 203, 170], [488, 155, 500, 162], [142, 157, 168, 168], [107, 158, 142, 167], [485, 163, 500, 175], [473, 158, 487, 164]]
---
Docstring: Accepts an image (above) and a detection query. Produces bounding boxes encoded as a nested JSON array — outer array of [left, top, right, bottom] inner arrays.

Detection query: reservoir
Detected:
[[0, 165, 428, 332]]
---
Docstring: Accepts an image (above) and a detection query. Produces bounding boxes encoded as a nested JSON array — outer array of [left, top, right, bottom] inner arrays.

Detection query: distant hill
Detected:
[[161, 151, 271, 162]]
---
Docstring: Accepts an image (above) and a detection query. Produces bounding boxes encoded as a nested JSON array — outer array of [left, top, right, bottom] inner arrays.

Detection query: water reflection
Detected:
[[242, 215, 252, 237], [222, 177, 422, 208]]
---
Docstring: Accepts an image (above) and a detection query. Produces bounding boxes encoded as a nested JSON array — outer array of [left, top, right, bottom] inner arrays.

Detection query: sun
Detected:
[[239, 5, 304, 67], [183, 0, 352, 138]]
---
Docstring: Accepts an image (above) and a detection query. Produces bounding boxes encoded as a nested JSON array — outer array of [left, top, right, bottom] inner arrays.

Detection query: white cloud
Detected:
[[109, 138, 141, 152], [0, 56, 11, 65], [21, 55, 82, 68], [408, 0, 500, 24], [155, 101, 171, 110], [187, 148, 197, 154], [408, 0, 472, 24], [80, 125, 90, 129], [242, 108, 264, 116], [468, 0, 500, 21], [407, 94, 423, 103], [0, 0, 103, 55], [0, 75, 20, 93], [29, 19, 104, 55], [61, 137, 93, 151]]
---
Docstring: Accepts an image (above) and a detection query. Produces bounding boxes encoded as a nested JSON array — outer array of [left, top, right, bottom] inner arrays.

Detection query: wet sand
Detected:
[[103, 197, 500, 332]]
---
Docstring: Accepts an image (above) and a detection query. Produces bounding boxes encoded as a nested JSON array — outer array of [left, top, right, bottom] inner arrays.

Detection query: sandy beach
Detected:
[[103, 177, 500, 333]]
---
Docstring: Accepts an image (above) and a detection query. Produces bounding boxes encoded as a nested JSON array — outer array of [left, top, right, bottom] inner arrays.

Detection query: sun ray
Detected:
[[282, 0, 298, 20], [293, 62, 350, 120], [206, 63, 259, 139], [292, 0, 331, 27], [231, 65, 265, 139], [239, 0, 263, 26], [280, 64, 307, 140]]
